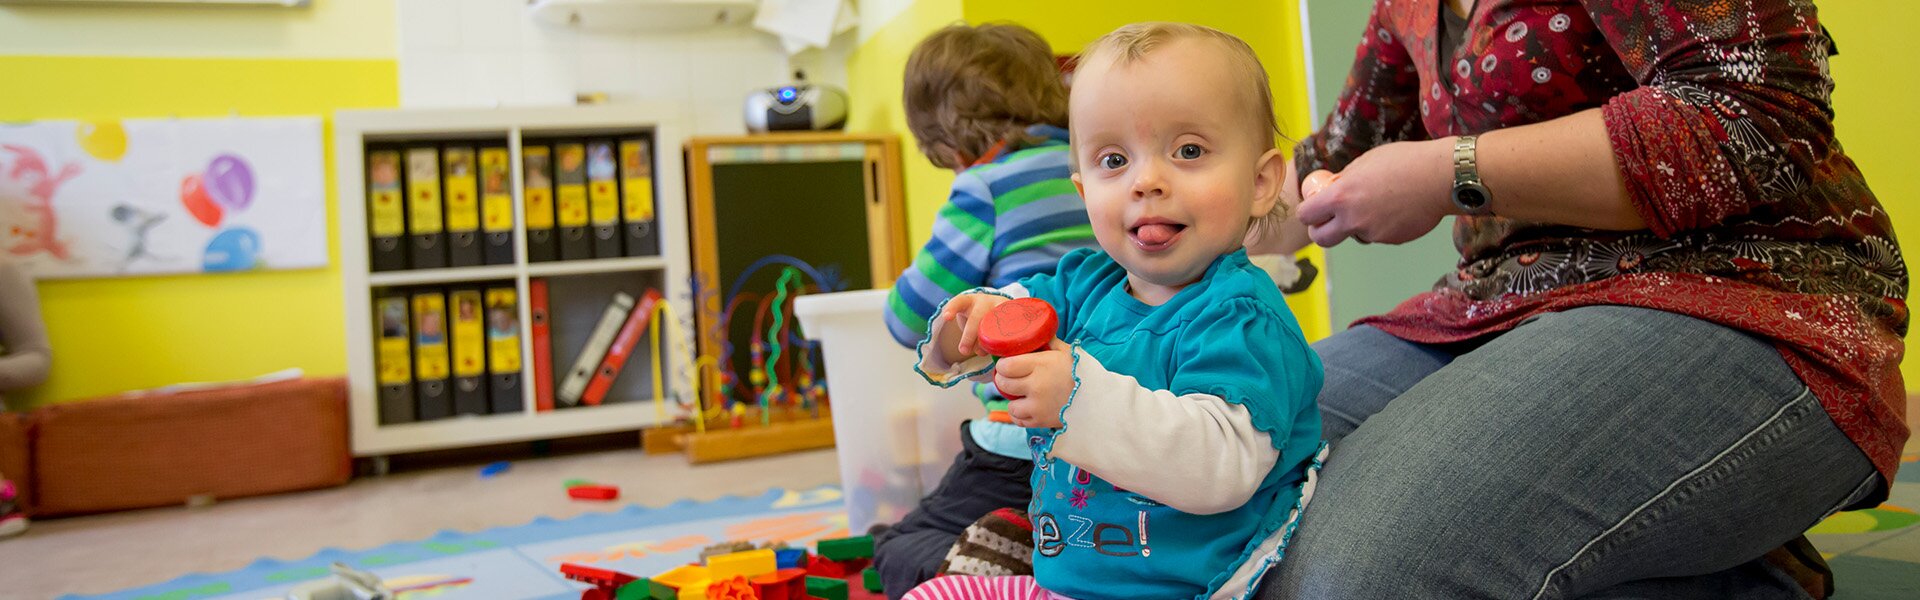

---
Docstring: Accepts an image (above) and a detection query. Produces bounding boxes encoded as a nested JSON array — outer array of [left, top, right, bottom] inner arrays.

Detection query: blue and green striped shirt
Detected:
[[886, 125, 1095, 347]]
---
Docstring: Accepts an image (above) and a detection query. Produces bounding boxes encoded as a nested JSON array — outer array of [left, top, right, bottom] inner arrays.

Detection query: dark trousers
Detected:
[[872, 421, 1033, 599]]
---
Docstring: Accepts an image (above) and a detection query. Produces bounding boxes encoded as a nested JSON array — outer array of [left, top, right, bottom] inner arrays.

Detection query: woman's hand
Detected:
[[993, 339, 1075, 428], [1297, 138, 1457, 247]]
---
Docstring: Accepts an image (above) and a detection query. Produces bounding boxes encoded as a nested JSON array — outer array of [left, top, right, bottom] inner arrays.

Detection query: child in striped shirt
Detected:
[[872, 22, 1100, 598]]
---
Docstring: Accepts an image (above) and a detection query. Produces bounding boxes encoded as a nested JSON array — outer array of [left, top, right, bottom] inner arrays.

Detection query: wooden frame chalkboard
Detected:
[[684, 132, 908, 408]]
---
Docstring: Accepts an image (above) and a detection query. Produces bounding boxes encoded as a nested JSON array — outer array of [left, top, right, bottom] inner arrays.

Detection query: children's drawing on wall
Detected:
[[110, 203, 168, 272], [0, 117, 325, 280]]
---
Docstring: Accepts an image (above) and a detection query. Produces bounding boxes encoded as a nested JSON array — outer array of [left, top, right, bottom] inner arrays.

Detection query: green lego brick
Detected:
[[647, 579, 678, 600], [862, 567, 882, 593], [815, 535, 874, 561], [805, 576, 849, 600], [615, 578, 653, 600]]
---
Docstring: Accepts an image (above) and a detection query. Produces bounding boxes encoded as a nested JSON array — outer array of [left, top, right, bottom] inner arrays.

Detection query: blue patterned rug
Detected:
[[68, 486, 849, 600]]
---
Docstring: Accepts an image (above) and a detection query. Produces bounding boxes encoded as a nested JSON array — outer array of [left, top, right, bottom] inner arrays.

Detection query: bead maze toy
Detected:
[[641, 256, 843, 464]]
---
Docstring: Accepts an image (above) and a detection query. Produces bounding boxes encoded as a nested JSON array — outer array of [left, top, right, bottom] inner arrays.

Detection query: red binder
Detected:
[[530, 278, 556, 412], [580, 290, 664, 406]]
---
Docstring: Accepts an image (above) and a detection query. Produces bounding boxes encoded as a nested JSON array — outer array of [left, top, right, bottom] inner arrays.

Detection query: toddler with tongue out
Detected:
[[908, 22, 1326, 600]]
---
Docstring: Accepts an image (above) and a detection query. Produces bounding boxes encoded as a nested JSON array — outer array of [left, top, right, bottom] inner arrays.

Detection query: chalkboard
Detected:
[[686, 134, 907, 408]]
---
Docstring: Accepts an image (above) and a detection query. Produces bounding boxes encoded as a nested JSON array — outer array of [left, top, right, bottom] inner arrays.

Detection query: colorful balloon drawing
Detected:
[[75, 121, 128, 162], [202, 227, 262, 272], [204, 154, 255, 211], [179, 173, 223, 227]]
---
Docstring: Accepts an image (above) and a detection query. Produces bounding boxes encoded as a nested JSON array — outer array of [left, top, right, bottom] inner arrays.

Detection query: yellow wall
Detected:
[[0, 56, 397, 409], [1821, 3, 1920, 388], [0, 1, 398, 409], [847, 0, 1332, 339], [846, 0, 967, 249], [0, 0, 395, 59]]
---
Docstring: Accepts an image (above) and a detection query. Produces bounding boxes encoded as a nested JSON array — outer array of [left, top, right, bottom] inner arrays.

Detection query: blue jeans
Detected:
[[1260, 306, 1882, 599]]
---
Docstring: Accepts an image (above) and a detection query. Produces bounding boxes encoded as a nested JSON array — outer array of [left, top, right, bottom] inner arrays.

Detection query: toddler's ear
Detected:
[[1251, 147, 1286, 219], [1071, 172, 1085, 200]]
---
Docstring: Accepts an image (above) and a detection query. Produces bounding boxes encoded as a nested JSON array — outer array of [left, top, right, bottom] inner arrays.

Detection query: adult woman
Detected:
[[1258, 1, 1905, 597]]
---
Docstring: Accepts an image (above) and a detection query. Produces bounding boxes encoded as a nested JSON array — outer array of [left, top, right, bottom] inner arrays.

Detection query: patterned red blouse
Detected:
[[1295, 0, 1909, 482]]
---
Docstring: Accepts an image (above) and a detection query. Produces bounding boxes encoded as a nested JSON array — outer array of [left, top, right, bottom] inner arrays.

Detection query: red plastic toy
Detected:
[[560, 562, 640, 600], [976, 297, 1059, 400], [568, 484, 621, 501], [749, 568, 809, 600]]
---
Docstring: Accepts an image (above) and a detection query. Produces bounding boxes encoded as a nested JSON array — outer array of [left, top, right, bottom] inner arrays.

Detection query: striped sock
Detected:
[[939, 508, 1034, 578]]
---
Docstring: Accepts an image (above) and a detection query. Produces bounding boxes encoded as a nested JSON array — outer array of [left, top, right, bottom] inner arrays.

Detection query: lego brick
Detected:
[[815, 535, 874, 561], [568, 484, 621, 501], [654, 564, 713, 600], [862, 568, 882, 593], [616, 579, 654, 600], [707, 548, 778, 580], [805, 576, 848, 600], [775, 548, 808, 570]]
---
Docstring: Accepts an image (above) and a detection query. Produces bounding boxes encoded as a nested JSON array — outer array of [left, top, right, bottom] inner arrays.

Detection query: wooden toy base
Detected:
[[641, 407, 836, 464]]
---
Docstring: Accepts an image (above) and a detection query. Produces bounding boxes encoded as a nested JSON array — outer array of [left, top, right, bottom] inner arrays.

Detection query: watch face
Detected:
[[1459, 188, 1486, 207], [1453, 182, 1492, 214]]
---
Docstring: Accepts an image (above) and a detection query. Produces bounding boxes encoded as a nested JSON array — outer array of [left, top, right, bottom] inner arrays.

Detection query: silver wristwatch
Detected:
[[1451, 135, 1494, 216]]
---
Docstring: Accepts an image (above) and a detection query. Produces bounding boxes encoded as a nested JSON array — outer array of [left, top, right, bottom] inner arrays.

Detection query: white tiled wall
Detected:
[[397, 0, 854, 135]]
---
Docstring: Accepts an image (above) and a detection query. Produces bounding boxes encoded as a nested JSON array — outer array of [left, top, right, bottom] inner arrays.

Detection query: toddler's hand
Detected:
[[993, 339, 1075, 428], [938, 293, 1011, 361]]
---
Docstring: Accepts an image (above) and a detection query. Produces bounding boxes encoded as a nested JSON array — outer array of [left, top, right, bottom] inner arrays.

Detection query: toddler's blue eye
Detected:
[[1101, 153, 1128, 170], [1177, 144, 1204, 159]]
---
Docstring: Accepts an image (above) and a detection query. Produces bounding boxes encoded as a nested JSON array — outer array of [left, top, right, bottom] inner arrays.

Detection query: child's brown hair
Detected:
[[904, 23, 1068, 170]]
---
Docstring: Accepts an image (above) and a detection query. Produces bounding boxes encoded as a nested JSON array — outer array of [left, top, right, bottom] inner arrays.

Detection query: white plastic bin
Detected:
[[795, 289, 983, 533]]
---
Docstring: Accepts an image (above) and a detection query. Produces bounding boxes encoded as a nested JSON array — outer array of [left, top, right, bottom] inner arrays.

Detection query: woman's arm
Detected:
[[1290, 0, 1427, 189], [1298, 0, 1843, 246]]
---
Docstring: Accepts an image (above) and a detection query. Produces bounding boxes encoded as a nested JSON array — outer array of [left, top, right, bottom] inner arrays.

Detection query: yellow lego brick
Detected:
[[654, 564, 712, 599], [706, 548, 777, 580]]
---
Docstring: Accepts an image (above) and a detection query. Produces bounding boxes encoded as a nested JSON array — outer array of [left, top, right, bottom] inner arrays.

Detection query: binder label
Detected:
[[451, 290, 486, 378], [480, 147, 514, 233], [376, 296, 411, 385], [413, 293, 451, 381], [620, 140, 655, 222], [556, 143, 589, 228], [524, 146, 556, 229], [588, 142, 620, 226], [486, 288, 522, 372], [443, 147, 481, 232], [406, 148, 443, 234], [369, 150, 406, 237]]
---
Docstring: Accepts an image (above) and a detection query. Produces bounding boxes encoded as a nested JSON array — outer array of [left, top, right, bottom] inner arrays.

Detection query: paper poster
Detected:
[[0, 117, 326, 279]]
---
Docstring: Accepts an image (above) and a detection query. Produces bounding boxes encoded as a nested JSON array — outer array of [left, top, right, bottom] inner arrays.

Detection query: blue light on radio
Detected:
[[778, 87, 798, 101]]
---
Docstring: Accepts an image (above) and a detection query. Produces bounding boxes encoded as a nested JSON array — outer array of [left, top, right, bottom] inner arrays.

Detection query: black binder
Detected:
[[374, 292, 415, 424], [522, 144, 558, 263], [555, 142, 593, 261], [405, 146, 447, 269], [448, 287, 489, 416], [485, 286, 525, 414], [619, 136, 660, 257], [443, 145, 484, 268], [479, 144, 516, 265], [412, 289, 454, 420], [366, 146, 409, 272], [587, 139, 624, 258]]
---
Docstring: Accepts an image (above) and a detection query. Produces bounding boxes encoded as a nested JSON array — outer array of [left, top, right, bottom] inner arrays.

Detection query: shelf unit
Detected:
[[336, 105, 693, 457]]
